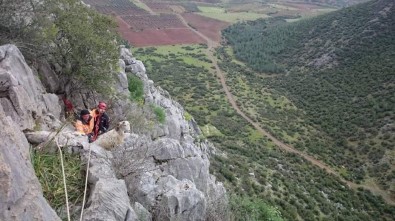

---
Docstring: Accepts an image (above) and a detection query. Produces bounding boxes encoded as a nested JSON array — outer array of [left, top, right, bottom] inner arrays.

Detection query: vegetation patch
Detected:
[[128, 75, 144, 104], [222, 0, 395, 191], [229, 194, 283, 221], [214, 0, 395, 218], [184, 111, 192, 121], [31, 149, 84, 211], [152, 105, 166, 124], [134, 1, 395, 216], [134, 45, 212, 69], [201, 124, 224, 138], [197, 6, 268, 23]]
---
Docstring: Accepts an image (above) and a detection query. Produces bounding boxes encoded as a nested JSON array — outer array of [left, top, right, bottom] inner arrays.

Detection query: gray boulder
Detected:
[[150, 137, 209, 191], [82, 178, 136, 221], [80, 143, 137, 221], [133, 202, 151, 221], [112, 132, 226, 221], [116, 59, 129, 96], [154, 176, 206, 221]]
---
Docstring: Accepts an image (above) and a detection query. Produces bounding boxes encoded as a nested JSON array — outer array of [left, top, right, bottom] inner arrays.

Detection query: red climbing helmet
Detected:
[[98, 101, 107, 110]]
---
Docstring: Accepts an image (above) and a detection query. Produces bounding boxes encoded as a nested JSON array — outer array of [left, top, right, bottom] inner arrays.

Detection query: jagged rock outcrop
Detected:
[[0, 44, 62, 131], [0, 44, 62, 221], [0, 44, 227, 221], [0, 102, 60, 221], [79, 144, 137, 221], [37, 60, 61, 94], [124, 51, 189, 141], [112, 134, 226, 221], [111, 48, 227, 220]]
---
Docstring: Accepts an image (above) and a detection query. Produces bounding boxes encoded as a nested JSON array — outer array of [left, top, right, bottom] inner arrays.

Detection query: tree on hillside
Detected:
[[0, 0, 44, 55], [44, 0, 119, 93], [0, 0, 119, 93]]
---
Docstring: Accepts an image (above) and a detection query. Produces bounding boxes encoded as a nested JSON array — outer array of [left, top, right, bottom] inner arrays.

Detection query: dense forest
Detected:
[[222, 0, 394, 195]]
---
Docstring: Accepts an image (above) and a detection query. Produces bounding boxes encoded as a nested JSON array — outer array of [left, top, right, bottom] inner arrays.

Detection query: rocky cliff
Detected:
[[0, 44, 227, 221]]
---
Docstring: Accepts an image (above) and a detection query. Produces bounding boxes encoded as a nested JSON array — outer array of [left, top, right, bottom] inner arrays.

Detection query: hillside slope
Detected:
[[222, 0, 394, 197]]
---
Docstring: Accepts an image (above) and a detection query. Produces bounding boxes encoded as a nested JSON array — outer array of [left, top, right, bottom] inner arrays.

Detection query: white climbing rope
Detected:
[[57, 143, 71, 221], [52, 123, 71, 221], [79, 143, 92, 221]]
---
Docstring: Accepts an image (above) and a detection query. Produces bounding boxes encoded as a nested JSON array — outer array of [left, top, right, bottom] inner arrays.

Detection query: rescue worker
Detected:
[[89, 101, 110, 143], [74, 109, 94, 135], [62, 95, 76, 119]]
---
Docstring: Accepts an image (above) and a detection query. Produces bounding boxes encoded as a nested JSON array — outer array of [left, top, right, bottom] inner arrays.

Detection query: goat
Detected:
[[93, 121, 130, 150]]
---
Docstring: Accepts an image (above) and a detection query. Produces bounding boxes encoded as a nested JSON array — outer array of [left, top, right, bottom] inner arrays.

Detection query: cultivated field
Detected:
[[197, 5, 269, 23], [182, 13, 230, 42], [121, 14, 185, 30], [83, 0, 339, 47], [145, 2, 175, 13], [117, 16, 205, 47]]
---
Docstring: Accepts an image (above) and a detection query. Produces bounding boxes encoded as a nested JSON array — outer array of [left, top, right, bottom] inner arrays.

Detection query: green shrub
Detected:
[[230, 194, 283, 221], [153, 105, 166, 124], [128, 75, 144, 103], [184, 111, 192, 121]]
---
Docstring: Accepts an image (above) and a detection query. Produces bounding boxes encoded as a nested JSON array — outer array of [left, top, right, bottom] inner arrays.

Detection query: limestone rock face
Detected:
[[111, 132, 226, 221], [82, 178, 135, 221], [37, 60, 61, 93], [154, 176, 206, 221], [55, 142, 136, 221], [121, 48, 195, 141], [0, 44, 227, 221], [150, 138, 210, 191], [115, 58, 130, 97], [0, 110, 60, 221], [0, 44, 62, 131], [108, 47, 227, 221]]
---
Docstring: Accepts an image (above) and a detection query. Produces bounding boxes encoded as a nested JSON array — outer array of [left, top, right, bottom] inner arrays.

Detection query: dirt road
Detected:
[[175, 14, 395, 206]]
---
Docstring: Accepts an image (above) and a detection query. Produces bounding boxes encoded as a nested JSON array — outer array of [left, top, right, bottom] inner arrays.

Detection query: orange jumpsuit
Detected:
[[75, 118, 94, 135]]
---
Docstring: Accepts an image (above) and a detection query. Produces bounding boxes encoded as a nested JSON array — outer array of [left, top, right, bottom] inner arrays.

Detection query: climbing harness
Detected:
[[90, 113, 102, 142]]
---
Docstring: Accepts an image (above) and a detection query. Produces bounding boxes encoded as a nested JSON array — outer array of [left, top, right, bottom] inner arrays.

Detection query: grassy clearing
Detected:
[[224, 47, 245, 66], [262, 93, 296, 110], [248, 129, 264, 142], [130, 0, 153, 13], [133, 44, 212, 69], [299, 8, 336, 19], [201, 124, 224, 137], [197, 6, 268, 23], [31, 149, 84, 211], [267, 3, 299, 11], [229, 194, 283, 221]]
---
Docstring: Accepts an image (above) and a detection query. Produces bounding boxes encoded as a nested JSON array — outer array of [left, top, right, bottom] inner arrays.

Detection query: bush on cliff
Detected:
[[0, 0, 119, 93]]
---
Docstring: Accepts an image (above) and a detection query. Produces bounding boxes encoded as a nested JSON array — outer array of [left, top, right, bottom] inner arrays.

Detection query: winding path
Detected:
[[175, 14, 395, 206]]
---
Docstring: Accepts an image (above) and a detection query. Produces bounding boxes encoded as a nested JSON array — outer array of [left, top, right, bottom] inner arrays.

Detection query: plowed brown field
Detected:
[[116, 16, 205, 47], [181, 13, 230, 42]]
